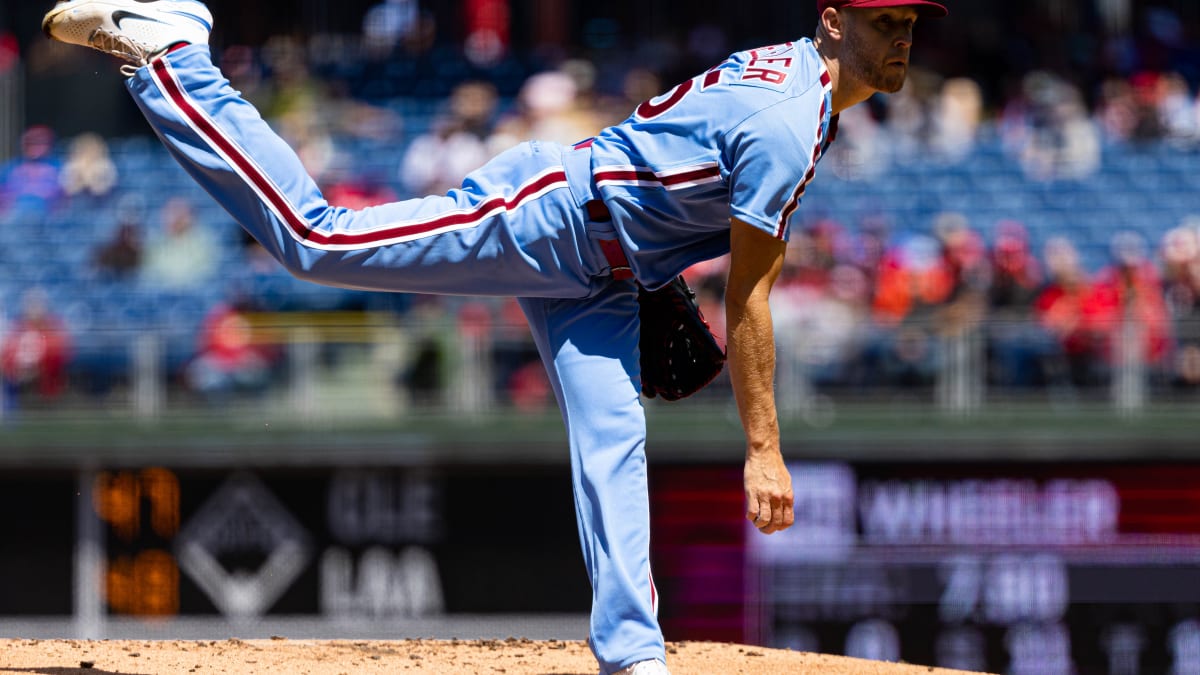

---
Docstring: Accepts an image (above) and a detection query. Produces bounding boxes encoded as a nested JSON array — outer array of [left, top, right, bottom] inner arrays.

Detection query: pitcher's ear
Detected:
[[819, 7, 846, 41]]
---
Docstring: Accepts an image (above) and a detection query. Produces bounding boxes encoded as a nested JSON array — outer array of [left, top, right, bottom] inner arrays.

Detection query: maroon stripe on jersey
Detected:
[[152, 58, 567, 248], [778, 169, 811, 238], [317, 171, 567, 246], [594, 169, 660, 183], [594, 166, 721, 187], [660, 166, 722, 186], [777, 97, 829, 238], [824, 113, 841, 151]]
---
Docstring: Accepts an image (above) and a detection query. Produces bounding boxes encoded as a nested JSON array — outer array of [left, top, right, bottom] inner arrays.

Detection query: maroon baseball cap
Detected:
[[818, 0, 948, 17]]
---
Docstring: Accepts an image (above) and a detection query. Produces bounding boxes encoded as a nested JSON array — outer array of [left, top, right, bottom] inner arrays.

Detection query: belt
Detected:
[[574, 139, 633, 282], [585, 198, 633, 281]]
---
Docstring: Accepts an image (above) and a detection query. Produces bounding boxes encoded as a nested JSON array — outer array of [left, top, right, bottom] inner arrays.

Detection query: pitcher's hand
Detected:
[[744, 452, 794, 534]]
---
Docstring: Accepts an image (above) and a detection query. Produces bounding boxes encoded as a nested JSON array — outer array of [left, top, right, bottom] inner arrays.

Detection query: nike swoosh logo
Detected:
[[112, 10, 165, 29], [164, 10, 212, 30]]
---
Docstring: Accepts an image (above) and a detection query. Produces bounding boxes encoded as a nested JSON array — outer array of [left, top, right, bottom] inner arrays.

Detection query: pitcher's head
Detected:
[[817, 1, 946, 94]]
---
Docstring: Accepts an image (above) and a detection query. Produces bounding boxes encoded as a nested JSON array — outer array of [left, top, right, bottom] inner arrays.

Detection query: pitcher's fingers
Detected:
[[768, 495, 786, 529], [754, 500, 772, 528]]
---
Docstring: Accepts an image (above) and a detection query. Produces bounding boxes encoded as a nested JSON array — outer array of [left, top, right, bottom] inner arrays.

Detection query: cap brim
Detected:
[[844, 0, 949, 17]]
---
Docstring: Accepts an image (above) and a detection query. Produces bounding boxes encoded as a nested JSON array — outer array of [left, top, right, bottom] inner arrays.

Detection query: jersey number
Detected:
[[635, 69, 723, 121]]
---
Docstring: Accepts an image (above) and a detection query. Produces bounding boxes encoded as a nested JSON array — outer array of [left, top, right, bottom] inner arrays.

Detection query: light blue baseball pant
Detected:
[[126, 45, 663, 674]]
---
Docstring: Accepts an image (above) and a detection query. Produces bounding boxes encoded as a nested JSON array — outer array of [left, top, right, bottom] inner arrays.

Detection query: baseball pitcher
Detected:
[[42, 0, 948, 672]]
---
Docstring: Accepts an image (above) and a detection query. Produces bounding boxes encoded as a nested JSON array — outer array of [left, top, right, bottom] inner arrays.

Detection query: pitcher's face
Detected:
[[840, 7, 919, 94]]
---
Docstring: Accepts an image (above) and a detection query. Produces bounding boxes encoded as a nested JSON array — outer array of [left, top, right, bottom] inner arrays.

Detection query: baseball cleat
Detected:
[[42, 0, 212, 66], [611, 659, 670, 675]]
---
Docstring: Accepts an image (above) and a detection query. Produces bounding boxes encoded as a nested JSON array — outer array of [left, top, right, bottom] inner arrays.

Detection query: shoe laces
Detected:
[[91, 30, 148, 75]]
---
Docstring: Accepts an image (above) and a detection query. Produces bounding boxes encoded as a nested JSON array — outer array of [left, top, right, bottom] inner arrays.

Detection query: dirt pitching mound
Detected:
[[0, 637, 992, 674]]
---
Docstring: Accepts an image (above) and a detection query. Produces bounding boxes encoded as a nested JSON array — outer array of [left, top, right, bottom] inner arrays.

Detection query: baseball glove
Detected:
[[638, 276, 727, 401]]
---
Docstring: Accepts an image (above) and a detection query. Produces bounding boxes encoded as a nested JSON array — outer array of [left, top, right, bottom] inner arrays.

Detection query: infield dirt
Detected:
[[0, 637, 994, 674]]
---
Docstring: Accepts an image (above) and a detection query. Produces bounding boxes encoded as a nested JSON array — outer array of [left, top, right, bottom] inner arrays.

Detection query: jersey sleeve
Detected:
[[725, 87, 828, 242]]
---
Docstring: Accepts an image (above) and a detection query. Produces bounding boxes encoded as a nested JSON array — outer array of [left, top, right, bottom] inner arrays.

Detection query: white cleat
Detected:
[[42, 0, 212, 67], [612, 659, 671, 675]]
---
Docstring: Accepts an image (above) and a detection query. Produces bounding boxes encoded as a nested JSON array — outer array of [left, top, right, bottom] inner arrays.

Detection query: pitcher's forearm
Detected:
[[725, 292, 782, 458]]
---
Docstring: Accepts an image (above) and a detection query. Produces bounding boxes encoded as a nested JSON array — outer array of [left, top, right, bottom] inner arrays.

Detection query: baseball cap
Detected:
[[818, 0, 948, 18]]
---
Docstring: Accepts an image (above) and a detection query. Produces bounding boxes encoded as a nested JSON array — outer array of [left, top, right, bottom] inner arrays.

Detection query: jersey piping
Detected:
[[149, 57, 571, 252]]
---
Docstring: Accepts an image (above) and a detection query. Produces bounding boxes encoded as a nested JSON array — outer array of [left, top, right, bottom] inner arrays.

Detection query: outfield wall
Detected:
[[2, 409, 1200, 672]]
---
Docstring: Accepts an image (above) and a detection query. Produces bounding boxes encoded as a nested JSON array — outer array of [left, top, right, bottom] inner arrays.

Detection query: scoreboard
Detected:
[[653, 462, 1200, 674], [0, 466, 590, 621], [6, 458, 1200, 674]]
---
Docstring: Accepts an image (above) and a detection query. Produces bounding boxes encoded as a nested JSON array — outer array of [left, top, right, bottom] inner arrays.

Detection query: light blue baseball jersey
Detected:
[[592, 38, 837, 288]]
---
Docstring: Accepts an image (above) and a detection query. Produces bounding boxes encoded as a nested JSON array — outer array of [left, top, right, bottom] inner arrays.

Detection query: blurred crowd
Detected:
[[3, 1, 1200, 411], [736, 211, 1200, 397]]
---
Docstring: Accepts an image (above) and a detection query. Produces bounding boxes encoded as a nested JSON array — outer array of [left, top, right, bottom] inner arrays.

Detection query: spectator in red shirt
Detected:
[[184, 302, 276, 402], [1, 288, 72, 408], [1033, 237, 1098, 388], [1083, 231, 1171, 375]]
